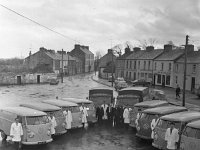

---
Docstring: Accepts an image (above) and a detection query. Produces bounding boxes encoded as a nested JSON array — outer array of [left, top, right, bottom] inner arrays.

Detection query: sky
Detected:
[[0, 0, 200, 58]]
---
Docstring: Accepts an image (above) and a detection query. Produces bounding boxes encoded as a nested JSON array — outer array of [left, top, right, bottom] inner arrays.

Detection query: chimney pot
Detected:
[[146, 46, 154, 51], [164, 44, 173, 51], [133, 47, 141, 52], [75, 44, 80, 49]]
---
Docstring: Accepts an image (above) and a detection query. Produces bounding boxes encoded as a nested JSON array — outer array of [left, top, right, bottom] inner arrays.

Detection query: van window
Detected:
[[71, 106, 80, 113], [157, 119, 168, 129], [26, 116, 49, 125], [85, 103, 94, 110], [53, 110, 64, 117], [183, 127, 197, 138], [195, 129, 200, 139]]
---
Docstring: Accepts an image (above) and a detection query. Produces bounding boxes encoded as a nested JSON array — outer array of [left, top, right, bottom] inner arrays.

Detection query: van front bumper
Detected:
[[136, 133, 152, 140], [152, 142, 162, 149], [22, 138, 53, 145]]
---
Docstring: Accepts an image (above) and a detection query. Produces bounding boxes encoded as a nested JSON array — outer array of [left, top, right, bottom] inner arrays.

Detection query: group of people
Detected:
[[96, 101, 131, 128]]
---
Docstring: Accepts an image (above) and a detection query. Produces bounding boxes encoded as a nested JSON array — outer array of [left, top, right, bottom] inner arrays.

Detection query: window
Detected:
[[183, 127, 197, 138], [144, 61, 146, 70], [134, 61, 137, 69], [157, 74, 161, 84], [176, 64, 178, 72], [148, 73, 152, 78], [148, 61, 151, 70], [130, 61, 132, 69], [193, 64, 196, 73], [129, 72, 131, 79], [175, 76, 178, 84], [154, 62, 157, 70], [166, 75, 170, 85], [169, 63, 171, 71], [138, 72, 140, 78], [161, 63, 164, 71], [138, 61, 140, 69], [126, 71, 128, 77], [134, 72, 136, 80], [141, 73, 144, 77]]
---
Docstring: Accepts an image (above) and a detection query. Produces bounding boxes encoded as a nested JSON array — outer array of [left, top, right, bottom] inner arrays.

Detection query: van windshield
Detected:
[[26, 116, 49, 125], [71, 106, 80, 113], [183, 127, 197, 138], [117, 97, 139, 107], [157, 119, 181, 130], [54, 110, 64, 117], [140, 113, 155, 120], [84, 103, 94, 110]]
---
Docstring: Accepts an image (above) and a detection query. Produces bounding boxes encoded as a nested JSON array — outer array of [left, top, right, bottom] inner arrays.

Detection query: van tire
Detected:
[[1, 131, 7, 141]]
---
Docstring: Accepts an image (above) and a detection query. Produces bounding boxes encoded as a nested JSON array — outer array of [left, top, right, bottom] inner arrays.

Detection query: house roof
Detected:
[[126, 50, 146, 59], [117, 51, 133, 60], [176, 51, 200, 63], [45, 52, 76, 61], [154, 49, 184, 61], [137, 49, 164, 60], [80, 46, 93, 55], [99, 53, 116, 68]]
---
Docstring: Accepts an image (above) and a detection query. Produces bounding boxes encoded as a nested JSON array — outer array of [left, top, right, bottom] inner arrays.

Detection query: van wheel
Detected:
[[1, 131, 7, 141]]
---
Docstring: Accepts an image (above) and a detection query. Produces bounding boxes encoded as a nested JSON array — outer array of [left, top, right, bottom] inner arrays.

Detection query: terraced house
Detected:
[[174, 45, 200, 91], [153, 44, 185, 87]]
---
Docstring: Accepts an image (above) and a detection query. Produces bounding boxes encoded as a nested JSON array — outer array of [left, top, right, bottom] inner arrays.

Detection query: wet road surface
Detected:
[[0, 73, 156, 150]]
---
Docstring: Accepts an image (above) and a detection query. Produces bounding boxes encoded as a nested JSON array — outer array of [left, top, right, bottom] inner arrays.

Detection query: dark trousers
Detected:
[[13, 142, 22, 150]]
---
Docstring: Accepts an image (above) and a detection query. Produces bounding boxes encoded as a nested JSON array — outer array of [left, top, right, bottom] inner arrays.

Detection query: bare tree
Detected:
[[112, 44, 123, 56], [95, 50, 102, 60], [138, 38, 158, 50]]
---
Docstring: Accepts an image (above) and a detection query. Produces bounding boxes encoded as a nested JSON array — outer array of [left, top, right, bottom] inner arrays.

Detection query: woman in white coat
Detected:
[[63, 109, 73, 129], [80, 103, 88, 128], [48, 113, 57, 136], [123, 107, 130, 129]]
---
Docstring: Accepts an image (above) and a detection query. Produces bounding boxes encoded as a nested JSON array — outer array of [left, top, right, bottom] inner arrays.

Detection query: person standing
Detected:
[[48, 113, 57, 137], [63, 108, 73, 129], [106, 104, 112, 124], [176, 85, 181, 99], [123, 107, 130, 129], [101, 101, 108, 120], [151, 115, 159, 139], [165, 122, 179, 150], [80, 103, 88, 128], [10, 117, 23, 150]]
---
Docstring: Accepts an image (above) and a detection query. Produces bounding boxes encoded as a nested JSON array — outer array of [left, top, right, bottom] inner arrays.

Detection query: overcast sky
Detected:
[[0, 0, 200, 58]]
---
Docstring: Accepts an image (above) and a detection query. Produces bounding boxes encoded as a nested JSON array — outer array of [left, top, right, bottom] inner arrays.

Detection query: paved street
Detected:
[[0, 73, 155, 150]]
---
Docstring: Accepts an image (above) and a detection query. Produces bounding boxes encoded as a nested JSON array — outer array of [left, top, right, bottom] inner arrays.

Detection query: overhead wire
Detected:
[[0, 4, 80, 44]]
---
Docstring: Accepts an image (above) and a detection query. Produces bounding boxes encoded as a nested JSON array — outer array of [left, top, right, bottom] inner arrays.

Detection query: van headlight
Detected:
[[47, 130, 51, 136], [136, 126, 140, 131], [28, 132, 35, 138], [154, 132, 158, 141], [62, 122, 66, 127]]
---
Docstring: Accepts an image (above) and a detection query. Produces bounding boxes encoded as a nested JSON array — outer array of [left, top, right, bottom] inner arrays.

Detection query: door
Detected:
[[191, 77, 195, 92], [153, 75, 156, 85], [17, 76, 21, 85], [37, 75, 40, 84], [162, 75, 165, 87]]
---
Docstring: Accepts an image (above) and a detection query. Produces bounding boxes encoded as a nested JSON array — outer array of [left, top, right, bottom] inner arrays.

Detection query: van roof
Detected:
[[186, 120, 200, 129], [1, 106, 47, 116], [119, 87, 148, 92], [143, 106, 187, 115], [20, 103, 61, 112], [134, 100, 168, 108], [89, 87, 113, 91], [160, 111, 200, 123], [61, 98, 92, 104], [42, 99, 78, 107]]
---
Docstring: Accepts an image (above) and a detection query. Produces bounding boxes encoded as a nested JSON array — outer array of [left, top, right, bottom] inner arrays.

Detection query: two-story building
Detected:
[[70, 44, 94, 73], [174, 45, 199, 91], [124, 47, 145, 81], [154, 45, 184, 87], [24, 47, 80, 75], [98, 49, 117, 79], [136, 46, 164, 83], [115, 47, 133, 78]]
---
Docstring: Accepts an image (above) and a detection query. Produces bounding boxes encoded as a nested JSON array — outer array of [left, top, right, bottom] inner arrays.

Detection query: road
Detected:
[[0, 73, 156, 150]]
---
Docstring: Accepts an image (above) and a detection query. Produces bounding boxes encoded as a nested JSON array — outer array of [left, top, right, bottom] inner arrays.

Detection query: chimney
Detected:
[[146, 46, 154, 51], [29, 51, 32, 56], [186, 44, 194, 52], [125, 47, 131, 54], [133, 47, 141, 52], [85, 46, 89, 50], [108, 49, 113, 54], [39, 47, 46, 52], [74, 44, 80, 49], [57, 50, 66, 55], [164, 44, 172, 51]]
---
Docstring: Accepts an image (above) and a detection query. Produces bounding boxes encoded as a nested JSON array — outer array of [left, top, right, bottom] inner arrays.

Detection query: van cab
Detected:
[[61, 98, 97, 124], [129, 100, 169, 128], [20, 102, 67, 135], [180, 120, 200, 150], [42, 100, 83, 129], [0, 107, 52, 145], [136, 106, 187, 140], [153, 111, 200, 150]]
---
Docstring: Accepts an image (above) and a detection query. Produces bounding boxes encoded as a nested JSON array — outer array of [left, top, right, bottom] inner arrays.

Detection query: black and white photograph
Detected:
[[1, 0, 200, 150]]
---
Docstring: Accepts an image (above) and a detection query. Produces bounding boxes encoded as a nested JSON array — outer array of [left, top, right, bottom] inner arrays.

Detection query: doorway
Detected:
[[191, 77, 195, 92], [37, 75, 40, 84], [17, 76, 21, 85], [162, 75, 165, 87]]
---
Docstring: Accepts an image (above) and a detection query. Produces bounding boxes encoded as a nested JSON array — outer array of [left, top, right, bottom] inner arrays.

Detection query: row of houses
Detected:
[[99, 44, 200, 92], [24, 44, 94, 75]]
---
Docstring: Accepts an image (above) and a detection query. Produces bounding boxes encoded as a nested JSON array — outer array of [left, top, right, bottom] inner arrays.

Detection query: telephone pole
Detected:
[[182, 35, 189, 106], [61, 49, 64, 83]]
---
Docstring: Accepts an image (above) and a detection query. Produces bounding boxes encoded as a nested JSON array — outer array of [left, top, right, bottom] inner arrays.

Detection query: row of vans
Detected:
[[0, 98, 97, 145], [131, 100, 200, 150]]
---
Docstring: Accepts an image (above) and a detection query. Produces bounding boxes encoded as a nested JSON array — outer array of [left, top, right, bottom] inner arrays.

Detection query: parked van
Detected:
[[152, 111, 200, 150], [180, 120, 200, 150], [116, 87, 149, 108], [20, 102, 67, 135], [89, 87, 114, 106], [129, 100, 169, 128], [136, 106, 187, 140], [61, 98, 97, 124], [42, 100, 82, 129], [0, 107, 52, 145]]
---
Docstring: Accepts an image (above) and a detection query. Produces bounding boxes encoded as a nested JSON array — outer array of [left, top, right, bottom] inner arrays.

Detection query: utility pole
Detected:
[[182, 35, 189, 106], [61, 49, 64, 83], [111, 49, 114, 87]]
